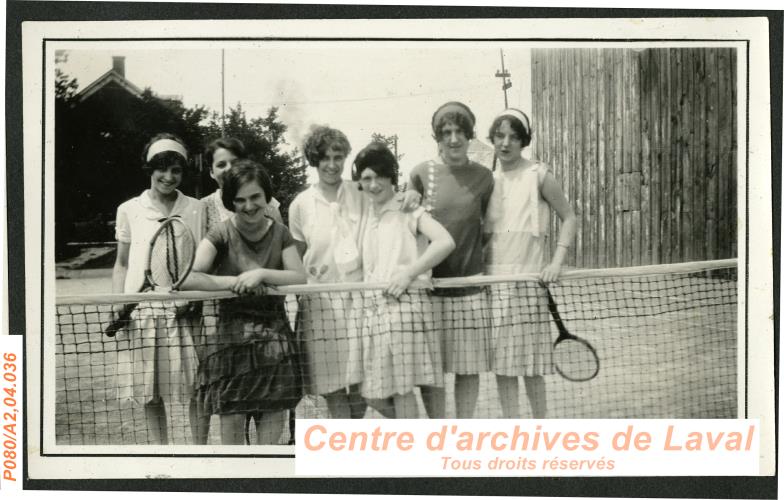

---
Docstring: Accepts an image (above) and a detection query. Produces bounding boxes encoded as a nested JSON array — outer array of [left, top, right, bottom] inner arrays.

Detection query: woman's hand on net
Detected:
[[540, 263, 562, 284], [233, 269, 267, 295], [385, 271, 414, 300], [400, 190, 422, 212]]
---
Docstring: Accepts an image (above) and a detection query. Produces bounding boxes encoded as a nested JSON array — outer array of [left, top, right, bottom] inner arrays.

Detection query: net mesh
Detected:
[[54, 260, 738, 445]]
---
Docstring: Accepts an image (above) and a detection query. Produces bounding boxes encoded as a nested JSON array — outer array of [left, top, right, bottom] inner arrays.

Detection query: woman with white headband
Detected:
[[484, 109, 577, 418], [111, 133, 206, 444]]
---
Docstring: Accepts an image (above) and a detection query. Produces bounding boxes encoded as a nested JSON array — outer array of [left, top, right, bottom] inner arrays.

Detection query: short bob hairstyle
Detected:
[[205, 136, 246, 168], [352, 141, 399, 187], [141, 133, 189, 175], [487, 110, 533, 149], [431, 101, 476, 142], [302, 125, 351, 167], [220, 158, 274, 211]]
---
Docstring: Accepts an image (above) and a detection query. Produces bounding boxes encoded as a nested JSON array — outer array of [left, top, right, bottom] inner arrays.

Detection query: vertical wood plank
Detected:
[[604, 49, 616, 267], [730, 48, 737, 258], [683, 49, 694, 261], [693, 48, 707, 261], [596, 49, 607, 268], [647, 49, 660, 264], [705, 47, 719, 260], [568, 49, 586, 267], [670, 48, 682, 263], [614, 49, 625, 266], [583, 49, 595, 268], [640, 48, 652, 265], [717, 49, 735, 258], [630, 50, 642, 266], [622, 50, 633, 265]]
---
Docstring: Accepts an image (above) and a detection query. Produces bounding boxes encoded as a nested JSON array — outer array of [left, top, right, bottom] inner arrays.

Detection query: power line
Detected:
[[211, 81, 491, 109]]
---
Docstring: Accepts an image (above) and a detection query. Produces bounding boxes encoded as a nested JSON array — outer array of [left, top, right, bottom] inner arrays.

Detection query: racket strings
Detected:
[[149, 220, 194, 288], [553, 339, 599, 381]]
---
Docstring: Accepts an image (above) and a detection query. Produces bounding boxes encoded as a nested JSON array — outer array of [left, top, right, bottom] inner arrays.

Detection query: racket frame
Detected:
[[544, 284, 600, 382], [143, 216, 197, 291], [104, 216, 196, 337]]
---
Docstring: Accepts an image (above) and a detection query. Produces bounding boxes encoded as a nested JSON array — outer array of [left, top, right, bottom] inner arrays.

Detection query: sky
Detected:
[[57, 43, 533, 181]]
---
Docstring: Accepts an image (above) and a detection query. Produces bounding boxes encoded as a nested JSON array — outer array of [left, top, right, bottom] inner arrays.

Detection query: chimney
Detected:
[[112, 56, 125, 77]]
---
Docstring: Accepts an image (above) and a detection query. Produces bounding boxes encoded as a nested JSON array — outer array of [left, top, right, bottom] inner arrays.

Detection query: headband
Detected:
[[146, 139, 188, 163], [431, 102, 475, 133], [496, 108, 531, 136]]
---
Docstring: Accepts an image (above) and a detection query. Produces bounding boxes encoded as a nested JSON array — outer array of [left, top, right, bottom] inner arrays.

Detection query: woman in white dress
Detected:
[[483, 109, 577, 418], [288, 126, 368, 419], [110, 133, 206, 444]]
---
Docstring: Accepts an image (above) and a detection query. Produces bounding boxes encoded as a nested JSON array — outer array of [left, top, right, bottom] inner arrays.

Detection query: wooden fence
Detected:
[[531, 48, 737, 268]]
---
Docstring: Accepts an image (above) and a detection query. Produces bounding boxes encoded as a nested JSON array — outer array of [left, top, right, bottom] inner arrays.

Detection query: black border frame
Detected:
[[5, 2, 780, 498]]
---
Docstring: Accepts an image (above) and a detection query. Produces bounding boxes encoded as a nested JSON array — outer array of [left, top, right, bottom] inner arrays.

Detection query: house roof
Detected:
[[74, 69, 144, 103]]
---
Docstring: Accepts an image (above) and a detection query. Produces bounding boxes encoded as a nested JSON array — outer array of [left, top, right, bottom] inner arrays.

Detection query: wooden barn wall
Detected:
[[531, 48, 737, 268]]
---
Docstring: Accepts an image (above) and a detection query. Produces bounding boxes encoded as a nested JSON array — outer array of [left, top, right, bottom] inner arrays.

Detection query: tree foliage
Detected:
[[201, 105, 308, 221], [55, 71, 308, 254]]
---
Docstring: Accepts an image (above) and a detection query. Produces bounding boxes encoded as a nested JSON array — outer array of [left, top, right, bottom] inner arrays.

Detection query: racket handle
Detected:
[[104, 302, 139, 337]]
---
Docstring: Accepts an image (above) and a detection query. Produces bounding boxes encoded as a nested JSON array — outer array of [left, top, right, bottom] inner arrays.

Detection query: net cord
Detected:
[[56, 258, 737, 306]]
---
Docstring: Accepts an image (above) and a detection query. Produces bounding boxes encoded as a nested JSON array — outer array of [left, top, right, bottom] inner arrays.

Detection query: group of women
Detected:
[[109, 101, 577, 445]]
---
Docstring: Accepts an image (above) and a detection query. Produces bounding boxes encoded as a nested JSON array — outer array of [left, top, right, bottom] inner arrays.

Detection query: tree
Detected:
[[55, 75, 211, 251], [54, 61, 81, 258], [201, 105, 308, 222]]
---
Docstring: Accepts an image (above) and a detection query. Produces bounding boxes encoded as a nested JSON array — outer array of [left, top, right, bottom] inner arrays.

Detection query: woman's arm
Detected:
[[540, 171, 578, 282], [180, 239, 237, 291], [112, 242, 130, 293], [233, 244, 307, 294], [386, 213, 455, 299]]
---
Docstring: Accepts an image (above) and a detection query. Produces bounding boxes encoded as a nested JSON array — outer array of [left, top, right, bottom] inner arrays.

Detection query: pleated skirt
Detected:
[[359, 290, 443, 399], [115, 301, 199, 405], [298, 292, 363, 395], [434, 291, 493, 375], [487, 281, 554, 377]]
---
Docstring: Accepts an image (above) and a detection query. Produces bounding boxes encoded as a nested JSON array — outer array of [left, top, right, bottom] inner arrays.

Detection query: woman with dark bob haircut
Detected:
[[110, 132, 206, 444], [352, 141, 454, 418], [182, 159, 306, 445]]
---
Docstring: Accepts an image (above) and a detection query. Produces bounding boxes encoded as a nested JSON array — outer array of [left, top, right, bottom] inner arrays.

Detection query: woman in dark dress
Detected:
[[183, 159, 306, 444]]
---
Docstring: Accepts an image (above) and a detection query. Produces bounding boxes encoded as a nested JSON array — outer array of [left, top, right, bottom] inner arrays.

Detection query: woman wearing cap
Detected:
[[111, 133, 206, 444], [408, 102, 494, 419], [484, 108, 577, 418]]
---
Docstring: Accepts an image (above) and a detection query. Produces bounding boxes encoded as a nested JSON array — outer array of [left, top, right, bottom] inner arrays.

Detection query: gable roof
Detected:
[[74, 69, 144, 103]]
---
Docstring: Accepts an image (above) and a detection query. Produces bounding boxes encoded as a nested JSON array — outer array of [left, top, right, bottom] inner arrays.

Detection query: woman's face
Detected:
[[438, 121, 470, 165], [492, 119, 524, 164], [317, 147, 346, 187], [358, 167, 395, 205], [232, 179, 268, 227], [150, 164, 183, 196], [211, 147, 237, 188]]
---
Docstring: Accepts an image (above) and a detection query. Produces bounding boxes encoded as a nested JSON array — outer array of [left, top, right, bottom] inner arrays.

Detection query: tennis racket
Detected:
[[105, 216, 197, 337], [545, 285, 600, 382]]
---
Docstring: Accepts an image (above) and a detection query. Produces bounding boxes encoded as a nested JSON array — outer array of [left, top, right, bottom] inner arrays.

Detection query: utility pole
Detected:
[[494, 49, 512, 109], [221, 49, 226, 136]]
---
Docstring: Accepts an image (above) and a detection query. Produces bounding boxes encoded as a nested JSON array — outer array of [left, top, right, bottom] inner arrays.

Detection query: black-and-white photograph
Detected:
[[51, 42, 740, 442], [11, 10, 776, 487]]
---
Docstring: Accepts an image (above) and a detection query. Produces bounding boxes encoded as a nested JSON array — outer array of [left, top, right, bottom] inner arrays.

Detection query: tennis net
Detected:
[[53, 259, 738, 445]]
